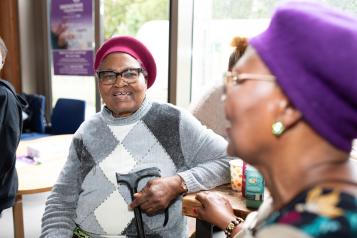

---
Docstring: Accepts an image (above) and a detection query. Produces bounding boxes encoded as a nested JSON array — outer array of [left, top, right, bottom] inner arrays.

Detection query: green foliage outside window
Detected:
[[326, 0, 357, 15], [103, 0, 357, 40], [104, 0, 169, 39], [212, 0, 357, 19], [212, 0, 277, 18]]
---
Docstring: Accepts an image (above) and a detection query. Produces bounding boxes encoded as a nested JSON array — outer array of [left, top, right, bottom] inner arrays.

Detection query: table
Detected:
[[183, 158, 357, 237], [13, 134, 73, 238], [182, 184, 253, 238]]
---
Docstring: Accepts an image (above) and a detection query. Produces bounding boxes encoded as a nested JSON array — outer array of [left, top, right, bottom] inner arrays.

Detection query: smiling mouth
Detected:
[[113, 92, 131, 96], [112, 91, 133, 101], [113, 91, 132, 96]]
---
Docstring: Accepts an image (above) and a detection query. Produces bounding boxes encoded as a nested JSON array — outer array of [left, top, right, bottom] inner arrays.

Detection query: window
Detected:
[[51, 75, 96, 118], [50, 0, 170, 120], [49, 0, 96, 118], [190, 0, 357, 102], [191, 0, 274, 102], [103, 0, 170, 103]]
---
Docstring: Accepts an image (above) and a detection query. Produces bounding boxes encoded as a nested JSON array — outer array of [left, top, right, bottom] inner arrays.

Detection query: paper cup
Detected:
[[229, 159, 243, 192]]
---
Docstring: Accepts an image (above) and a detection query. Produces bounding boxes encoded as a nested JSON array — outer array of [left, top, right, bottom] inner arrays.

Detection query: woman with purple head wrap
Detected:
[[195, 1, 357, 238]]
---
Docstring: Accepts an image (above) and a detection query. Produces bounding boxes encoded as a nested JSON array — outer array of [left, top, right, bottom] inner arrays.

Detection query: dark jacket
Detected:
[[0, 79, 26, 213]]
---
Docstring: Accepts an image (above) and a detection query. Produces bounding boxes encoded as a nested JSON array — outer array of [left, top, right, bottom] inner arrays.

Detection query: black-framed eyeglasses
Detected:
[[221, 71, 276, 101], [96, 68, 147, 85]]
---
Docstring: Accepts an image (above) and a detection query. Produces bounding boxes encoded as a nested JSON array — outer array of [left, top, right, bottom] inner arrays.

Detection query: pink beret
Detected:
[[94, 36, 157, 88]]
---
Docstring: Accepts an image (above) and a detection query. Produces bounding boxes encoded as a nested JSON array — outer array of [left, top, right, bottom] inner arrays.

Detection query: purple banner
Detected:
[[50, 0, 94, 76]]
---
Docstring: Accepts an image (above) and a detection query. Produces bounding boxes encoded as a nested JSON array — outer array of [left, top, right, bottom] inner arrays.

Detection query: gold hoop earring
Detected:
[[272, 121, 285, 136]]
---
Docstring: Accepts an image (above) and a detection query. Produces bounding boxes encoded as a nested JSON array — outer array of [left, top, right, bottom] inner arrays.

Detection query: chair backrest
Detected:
[[189, 84, 229, 139], [51, 98, 85, 135], [20, 93, 46, 133]]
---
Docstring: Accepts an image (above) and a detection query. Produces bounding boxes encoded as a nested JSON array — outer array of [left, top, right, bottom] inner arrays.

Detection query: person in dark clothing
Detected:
[[0, 37, 26, 214]]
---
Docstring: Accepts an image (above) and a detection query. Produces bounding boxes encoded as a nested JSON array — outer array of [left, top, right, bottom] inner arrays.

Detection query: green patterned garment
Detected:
[[263, 186, 357, 238]]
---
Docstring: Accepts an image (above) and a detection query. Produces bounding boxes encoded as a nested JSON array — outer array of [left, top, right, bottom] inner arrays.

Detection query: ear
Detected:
[[277, 100, 302, 130]]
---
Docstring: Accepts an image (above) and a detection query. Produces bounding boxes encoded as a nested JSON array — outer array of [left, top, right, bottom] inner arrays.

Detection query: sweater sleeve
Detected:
[[40, 135, 83, 238], [177, 109, 231, 192]]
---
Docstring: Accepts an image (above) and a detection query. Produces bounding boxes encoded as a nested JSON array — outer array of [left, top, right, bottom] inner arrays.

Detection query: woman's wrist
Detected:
[[176, 175, 188, 195], [230, 222, 243, 238], [217, 215, 235, 230], [224, 217, 244, 238]]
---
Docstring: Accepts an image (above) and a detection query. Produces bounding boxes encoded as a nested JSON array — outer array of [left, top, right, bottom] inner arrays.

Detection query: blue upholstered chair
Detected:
[[21, 97, 86, 140], [20, 93, 48, 140], [47, 98, 86, 135]]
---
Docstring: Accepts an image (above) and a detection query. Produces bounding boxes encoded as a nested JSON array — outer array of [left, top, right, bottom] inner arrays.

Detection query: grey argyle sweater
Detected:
[[41, 98, 230, 238]]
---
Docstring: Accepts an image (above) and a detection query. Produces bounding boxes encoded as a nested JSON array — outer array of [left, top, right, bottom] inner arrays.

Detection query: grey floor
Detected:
[[0, 192, 49, 238]]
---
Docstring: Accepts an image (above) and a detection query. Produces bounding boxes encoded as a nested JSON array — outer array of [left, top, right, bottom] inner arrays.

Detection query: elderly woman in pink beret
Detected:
[[40, 36, 231, 237], [194, 1, 357, 238]]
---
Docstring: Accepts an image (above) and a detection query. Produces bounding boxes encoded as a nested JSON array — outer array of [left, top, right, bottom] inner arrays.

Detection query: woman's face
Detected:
[[224, 47, 283, 163], [98, 53, 147, 117]]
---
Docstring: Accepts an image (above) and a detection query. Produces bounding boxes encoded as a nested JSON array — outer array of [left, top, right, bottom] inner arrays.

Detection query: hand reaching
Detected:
[[195, 191, 237, 230]]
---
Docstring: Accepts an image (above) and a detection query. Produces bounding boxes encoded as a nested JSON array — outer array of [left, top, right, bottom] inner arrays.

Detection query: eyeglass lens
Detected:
[[98, 68, 141, 85]]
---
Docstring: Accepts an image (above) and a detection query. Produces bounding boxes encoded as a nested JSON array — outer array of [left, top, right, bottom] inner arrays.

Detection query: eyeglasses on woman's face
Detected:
[[96, 68, 147, 85], [221, 71, 276, 101]]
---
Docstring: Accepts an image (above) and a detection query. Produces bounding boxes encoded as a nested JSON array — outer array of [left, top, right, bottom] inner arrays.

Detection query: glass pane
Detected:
[[191, 0, 275, 103], [190, 0, 357, 103], [49, 0, 96, 119], [52, 75, 96, 119], [103, 0, 170, 103]]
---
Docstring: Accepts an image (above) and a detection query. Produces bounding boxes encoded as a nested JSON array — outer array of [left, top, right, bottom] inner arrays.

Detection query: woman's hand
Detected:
[[129, 175, 184, 215], [195, 191, 237, 230]]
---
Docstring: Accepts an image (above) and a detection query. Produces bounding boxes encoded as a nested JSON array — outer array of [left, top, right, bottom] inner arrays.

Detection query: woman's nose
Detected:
[[113, 76, 128, 87]]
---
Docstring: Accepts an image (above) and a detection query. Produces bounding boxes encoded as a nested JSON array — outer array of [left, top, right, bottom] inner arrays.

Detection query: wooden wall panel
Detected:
[[0, 0, 21, 92]]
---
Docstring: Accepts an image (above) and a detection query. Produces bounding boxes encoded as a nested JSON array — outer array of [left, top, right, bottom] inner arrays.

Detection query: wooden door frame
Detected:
[[0, 0, 21, 92]]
